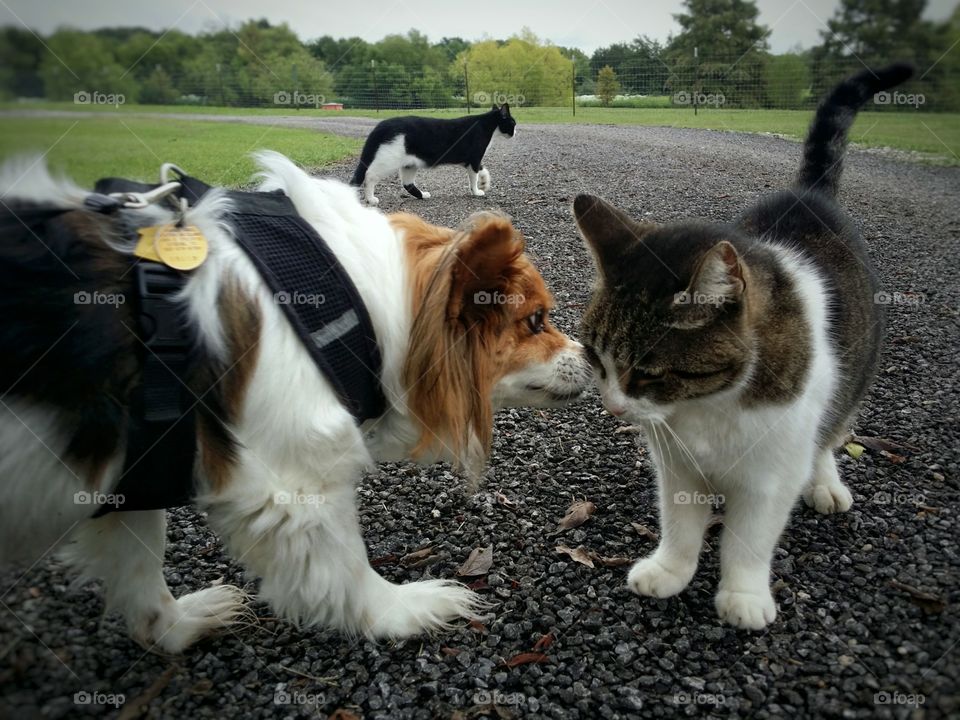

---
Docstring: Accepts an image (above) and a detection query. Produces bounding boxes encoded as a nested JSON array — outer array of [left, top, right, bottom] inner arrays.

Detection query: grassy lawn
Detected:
[[0, 116, 361, 188], [2, 100, 958, 161]]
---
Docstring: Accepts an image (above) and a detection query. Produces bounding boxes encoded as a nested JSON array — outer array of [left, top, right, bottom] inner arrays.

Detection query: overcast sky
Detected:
[[2, 0, 957, 54]]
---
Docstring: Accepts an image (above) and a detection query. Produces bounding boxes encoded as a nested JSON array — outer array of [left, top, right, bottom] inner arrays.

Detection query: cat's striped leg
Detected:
[[399, 166, 430, 199]]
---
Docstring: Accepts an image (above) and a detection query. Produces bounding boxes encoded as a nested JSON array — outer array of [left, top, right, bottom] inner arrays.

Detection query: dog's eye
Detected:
[[527, 309, 545, 334]]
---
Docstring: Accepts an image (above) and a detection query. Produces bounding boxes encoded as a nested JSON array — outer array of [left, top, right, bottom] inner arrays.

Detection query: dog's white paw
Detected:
[[627, 556, 694, 598], [366, 579, 485, 639], [477, 169, 491, 191], [131, 585, 247, 654], [471, 189, 486, 197], [803, 482, 853, 514], [421, 191, 431, 199], [715, 587, 776, 630]]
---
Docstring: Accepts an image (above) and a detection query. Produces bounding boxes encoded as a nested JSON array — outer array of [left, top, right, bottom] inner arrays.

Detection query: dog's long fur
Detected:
[[0, 152, 590, 652]]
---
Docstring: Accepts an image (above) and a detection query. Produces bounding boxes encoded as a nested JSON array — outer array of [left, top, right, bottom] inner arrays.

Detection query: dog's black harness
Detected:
[[76, 172, 387, 516]]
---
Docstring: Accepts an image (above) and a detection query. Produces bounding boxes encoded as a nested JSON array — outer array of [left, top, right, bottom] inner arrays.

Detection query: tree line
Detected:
[[1, 0, 956, 110]]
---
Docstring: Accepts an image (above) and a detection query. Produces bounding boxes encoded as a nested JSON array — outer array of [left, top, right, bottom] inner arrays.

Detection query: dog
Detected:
[[0, 151, 590, 653]]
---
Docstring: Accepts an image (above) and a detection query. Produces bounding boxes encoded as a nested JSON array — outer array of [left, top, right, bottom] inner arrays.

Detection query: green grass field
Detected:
[[2, 100, 958, 162], [0, 116, 361, 187]]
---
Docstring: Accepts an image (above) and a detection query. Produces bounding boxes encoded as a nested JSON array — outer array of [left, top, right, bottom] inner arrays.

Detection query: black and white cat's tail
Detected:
[[350, 139, 379, 186], [797, 62, 914, 197]]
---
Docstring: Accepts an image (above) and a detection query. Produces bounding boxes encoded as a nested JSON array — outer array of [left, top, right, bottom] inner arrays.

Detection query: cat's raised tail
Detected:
[[797, 62, 914, 197]]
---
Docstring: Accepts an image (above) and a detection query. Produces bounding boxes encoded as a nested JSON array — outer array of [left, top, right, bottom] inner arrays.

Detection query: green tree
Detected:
[[666, 0, 770, 107], [764, 52, 810, 108], [0, 27, 45, 99], [596, 65, 620, 106], [38, 29, 139, 101], [454, 29, 573, 107], [591, 36, 668, 95], [138, 66, 180, 104]]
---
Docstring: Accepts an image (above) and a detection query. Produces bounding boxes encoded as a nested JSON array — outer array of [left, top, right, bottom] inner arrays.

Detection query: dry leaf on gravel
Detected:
[[400, 546, 437, 568], [502, 652, 549, 668], [631, 522, 659, 542], [532, 633, 555, 651], [117, 666, 176, 720], [555, 544, 595, 568], [556, 500, 596, 531], [328, 710, 361, 720], [458, 546, 493, 576], [889, 579, 946, 614]]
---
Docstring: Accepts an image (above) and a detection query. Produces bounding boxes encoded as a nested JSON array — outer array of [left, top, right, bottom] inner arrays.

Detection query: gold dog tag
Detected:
[[134, 226, 163, 263], [154, 224, 208, 270]]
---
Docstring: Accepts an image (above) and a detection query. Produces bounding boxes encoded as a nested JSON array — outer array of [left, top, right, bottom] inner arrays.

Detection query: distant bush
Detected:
[[577, 95, 672, 108]]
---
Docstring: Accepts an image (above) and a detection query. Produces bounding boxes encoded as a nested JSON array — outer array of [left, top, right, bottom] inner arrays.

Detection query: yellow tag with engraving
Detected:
[[154, 224, 208, 271], [134, 226, 163, 263]]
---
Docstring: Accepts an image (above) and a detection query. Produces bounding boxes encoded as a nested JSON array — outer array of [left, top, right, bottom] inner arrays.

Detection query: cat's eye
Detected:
[[672, 367, 726, 380], [629, 369, 666, 384], [527, 309, 545, 334]]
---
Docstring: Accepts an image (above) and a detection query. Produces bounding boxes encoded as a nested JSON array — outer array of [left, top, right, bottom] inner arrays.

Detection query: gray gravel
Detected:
[[1, 118, 958, 719]]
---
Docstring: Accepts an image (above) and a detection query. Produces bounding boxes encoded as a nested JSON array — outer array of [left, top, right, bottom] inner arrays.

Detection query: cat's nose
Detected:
[[605, 402, 626, 417]]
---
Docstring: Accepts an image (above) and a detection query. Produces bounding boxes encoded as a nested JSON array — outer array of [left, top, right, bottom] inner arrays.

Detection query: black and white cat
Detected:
[[575, 63, 913, 630], [350, 104, 516, 205]]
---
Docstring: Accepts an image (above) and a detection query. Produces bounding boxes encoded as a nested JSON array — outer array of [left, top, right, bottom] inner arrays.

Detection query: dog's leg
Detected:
[[60, 510, 245, 653], [205, 476, 482, 639]]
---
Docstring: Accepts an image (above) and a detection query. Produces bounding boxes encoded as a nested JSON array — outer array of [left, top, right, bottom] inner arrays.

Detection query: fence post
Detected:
[[464, 63, 470, 113], [292, 63, 298, 111], [572, 60, 576, 117], [693, 46, 698, 117], [371, 59, 379, 113]]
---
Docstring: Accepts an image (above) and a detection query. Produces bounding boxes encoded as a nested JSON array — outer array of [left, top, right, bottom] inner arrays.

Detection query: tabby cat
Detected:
[[575, 63, 913, 629]]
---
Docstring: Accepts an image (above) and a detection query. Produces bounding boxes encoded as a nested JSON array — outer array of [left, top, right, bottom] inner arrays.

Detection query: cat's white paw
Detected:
[[471, 189, 486, 197], [803, 482, 853, 514], [715, 587, 776, 630], [366, 196, 380, 206], [421, 191, 431, 199], [627, 556, 694, 598], [478, 169, 491, 190]]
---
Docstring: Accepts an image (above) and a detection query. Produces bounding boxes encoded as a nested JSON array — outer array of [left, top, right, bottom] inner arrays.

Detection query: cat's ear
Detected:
[[573, 194, 652, 282], [499, 103, 510, 117], [676, 240, 745, 308], [448, 213, 524, 320]]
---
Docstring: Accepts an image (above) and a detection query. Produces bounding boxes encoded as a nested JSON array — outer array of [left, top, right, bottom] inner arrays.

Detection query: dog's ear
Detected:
[[447, 213, 524, 323]]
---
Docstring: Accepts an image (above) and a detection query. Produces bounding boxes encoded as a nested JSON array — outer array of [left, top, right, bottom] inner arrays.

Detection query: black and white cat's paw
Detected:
[[627, 556, 695, 598], [478, 168, 491, 191], [715, 587, 777, 630], [420, 190, 431, 199], [803, 482, 853, 514], [471, 188, 486, 197]]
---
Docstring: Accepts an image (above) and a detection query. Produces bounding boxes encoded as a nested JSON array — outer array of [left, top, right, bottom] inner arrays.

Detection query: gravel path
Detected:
[[1, 118, 958, 719]]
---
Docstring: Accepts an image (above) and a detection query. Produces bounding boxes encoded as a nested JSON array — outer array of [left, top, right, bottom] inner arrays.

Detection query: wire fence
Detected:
[[17, 55, 955, 113]]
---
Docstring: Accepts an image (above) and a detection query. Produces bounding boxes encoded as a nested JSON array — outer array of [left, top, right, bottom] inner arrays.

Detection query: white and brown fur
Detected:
[[0, 151, 589, 652], [575, 63, 913, 630]]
